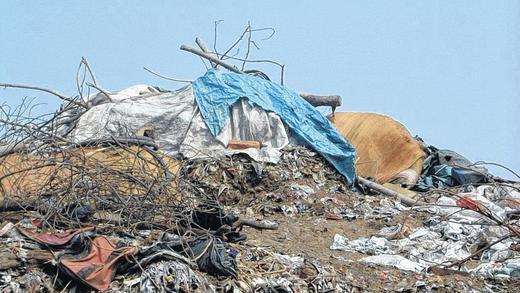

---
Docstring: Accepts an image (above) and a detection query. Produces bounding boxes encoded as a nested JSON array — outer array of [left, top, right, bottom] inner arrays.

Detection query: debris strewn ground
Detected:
[[1, 33, 518, 292]]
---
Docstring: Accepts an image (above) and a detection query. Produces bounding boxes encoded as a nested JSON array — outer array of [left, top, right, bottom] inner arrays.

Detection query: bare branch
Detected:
[[241, 23, 252, 71], [299, 92, 342, 108], [0, 83, 87, 109], [143, 67, 193, 83], [86, 82, 114, 103], [220, 25, 250, 61], [180, 45, 242, 73], [81, 57, 99, 87], [213, 20, 224, 59]]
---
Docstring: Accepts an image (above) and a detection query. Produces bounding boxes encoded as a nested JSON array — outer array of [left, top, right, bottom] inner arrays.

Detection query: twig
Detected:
[[0, 118, 69, 143], [471, 161, 520, 180], [143, 67, 193, 83], [242, 23, 252, 71], [86, 82, 113, 103], [213, 20, 224, 60], [220, 25, 250, 62], [0, 83, 87, 108], [206, 52, 285, 84], [81, 57, 99, 87], [220, 25, 275, 61]]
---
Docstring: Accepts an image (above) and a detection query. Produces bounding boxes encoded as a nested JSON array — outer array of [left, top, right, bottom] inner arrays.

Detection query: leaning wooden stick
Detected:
[[357, 176, 420, 206], [299, 92, 341, 108], [195, 37, 218, 69], [181, 44, 240, 73]]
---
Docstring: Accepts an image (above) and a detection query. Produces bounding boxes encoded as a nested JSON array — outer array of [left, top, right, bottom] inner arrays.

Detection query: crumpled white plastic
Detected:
[[70, 85, 289, 163], [360, 254, 426, 273], [330, 234, 393, 255]]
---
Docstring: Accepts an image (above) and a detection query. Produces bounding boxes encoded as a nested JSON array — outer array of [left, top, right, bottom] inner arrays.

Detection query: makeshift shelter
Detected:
[[70, 70, 357, 184]]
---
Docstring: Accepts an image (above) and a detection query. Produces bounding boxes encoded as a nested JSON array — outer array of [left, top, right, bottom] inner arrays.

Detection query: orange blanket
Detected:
[[331, 112, 425, 184]]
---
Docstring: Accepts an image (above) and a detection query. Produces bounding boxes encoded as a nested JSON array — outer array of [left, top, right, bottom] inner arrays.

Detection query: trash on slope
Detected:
[[139, 260, 215, 293], [331, 184, 520, 280], [414, 142, 494, 190], [0, 28, 518, 292]]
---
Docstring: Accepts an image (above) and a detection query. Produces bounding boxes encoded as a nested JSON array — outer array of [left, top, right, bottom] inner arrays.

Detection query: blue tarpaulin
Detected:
[[191, 69, 357, 184]]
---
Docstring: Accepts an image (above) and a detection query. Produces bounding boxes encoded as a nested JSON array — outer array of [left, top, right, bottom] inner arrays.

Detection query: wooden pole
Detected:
[[195, 37, 218, 69], [299, 92, 341, 108], [357, 176, 420, 206]]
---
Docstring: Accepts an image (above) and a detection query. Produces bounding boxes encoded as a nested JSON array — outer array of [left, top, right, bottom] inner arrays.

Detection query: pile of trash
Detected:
[[1, 34, 519, 292]]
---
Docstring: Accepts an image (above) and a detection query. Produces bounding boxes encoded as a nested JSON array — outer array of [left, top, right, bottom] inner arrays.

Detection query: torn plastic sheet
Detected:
[[365, 198, 407, 220], [332, 184, 519, 277], [360, 254, 426, 273], [273, 253, 304, 273], [330, 234, 393, 255], [140, 234, 238, 278], [139, 260, 215, 293], [457, 186, 508, 222], [376, 223, 405, 240], [335, 218, 491, 271], [472, 259, 520, 279], [71, 85, 289, 164], [192, 69, 356, 184], [252, 277, 294, 292], [480, 242, 513, 262], [414, 147, 490, 190]]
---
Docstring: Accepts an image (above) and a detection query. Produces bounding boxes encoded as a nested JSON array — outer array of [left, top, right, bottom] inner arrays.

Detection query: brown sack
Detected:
[[331, 112, 425, 184], [0, 145, 179, 205]]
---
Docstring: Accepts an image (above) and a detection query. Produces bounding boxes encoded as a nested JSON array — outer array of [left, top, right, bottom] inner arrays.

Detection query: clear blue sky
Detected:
[[1, 1, 519, 179]]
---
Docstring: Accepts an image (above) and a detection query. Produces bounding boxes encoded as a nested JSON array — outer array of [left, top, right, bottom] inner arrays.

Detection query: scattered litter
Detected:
[[0, 27, 518, 292]]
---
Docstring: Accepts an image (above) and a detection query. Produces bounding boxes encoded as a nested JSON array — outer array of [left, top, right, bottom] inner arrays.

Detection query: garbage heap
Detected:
[[1, 63, 519, 292]]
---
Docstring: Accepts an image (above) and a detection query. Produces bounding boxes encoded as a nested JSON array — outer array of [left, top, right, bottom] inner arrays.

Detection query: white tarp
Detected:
[[70, 84, 289, 163]]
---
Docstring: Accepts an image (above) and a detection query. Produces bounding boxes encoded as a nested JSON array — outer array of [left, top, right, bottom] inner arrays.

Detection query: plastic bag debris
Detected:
[[360, 254, 426, 273], [330, 234, 393, 255], [273, 253, 304, 273], [375, 223, 411, 240], [139, 260, 214, 293], [473, 259, 520, 279]]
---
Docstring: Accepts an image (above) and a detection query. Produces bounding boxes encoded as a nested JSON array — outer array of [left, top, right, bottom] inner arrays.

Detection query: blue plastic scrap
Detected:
[[191, 69, 357, 184]]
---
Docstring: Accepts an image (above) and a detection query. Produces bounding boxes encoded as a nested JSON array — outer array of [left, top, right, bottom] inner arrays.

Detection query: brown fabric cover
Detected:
[[61, 236, 137, 292], [19, 226, 95, 246], [331, 112, 425, 183], [0, 145, 179, 202]]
